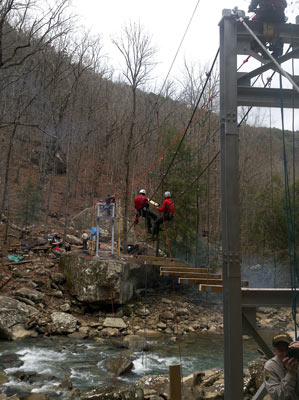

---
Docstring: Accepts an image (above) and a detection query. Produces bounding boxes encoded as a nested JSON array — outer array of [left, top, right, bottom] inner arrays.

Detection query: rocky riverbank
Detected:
[[0, 248, 294, 341], [0, 230, 295, 400]]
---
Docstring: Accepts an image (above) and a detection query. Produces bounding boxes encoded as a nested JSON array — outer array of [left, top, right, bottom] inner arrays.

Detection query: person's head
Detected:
[[272, 333, 292, 360], [164, 191, 171, 198], [139, 189, 146, 195]]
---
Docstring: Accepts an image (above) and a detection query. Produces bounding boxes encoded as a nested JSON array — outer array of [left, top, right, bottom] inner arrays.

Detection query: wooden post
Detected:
[[118, 199, 121, 256], [90, 198, 95, 256], [169, 364, 182, 400], [155, 235, 159, 256]]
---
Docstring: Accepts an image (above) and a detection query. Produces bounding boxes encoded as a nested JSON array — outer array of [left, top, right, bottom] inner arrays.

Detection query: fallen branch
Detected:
[[4, 260, 34, 266], [1, 213, 33, 232], [0, 276, 12, 290]]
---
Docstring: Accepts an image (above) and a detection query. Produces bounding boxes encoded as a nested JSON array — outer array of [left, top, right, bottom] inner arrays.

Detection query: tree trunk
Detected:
[[1, 124, 17, 214]]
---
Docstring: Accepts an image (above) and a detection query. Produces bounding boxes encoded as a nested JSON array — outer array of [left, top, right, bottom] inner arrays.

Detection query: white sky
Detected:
[[70, 0, 248, 77], [70, 0, 299, 130]]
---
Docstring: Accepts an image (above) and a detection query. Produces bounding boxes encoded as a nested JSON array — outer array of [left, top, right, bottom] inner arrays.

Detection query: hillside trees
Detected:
[[173, 60, 221, 257], [243, 175, 298, 254], [112, 22, 157, 250], [240, 126, 299, 255], [15, 177, 43, 229], [0, 0, 73, 218]]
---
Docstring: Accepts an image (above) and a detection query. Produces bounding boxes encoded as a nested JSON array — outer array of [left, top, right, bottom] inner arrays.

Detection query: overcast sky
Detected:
[[70, 0, 299, 129]]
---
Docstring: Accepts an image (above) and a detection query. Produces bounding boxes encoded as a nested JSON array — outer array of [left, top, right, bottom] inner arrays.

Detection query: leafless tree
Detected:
[[112, 21, 157, 250], [0, 0, 73, 216]]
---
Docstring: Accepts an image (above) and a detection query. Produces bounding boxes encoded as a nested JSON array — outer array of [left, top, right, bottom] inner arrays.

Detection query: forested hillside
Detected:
[[1, 0, 298, 259]]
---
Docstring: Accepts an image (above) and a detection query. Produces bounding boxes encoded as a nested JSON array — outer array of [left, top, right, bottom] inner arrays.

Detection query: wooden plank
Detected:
[[150, 261, 191, 267], [160, 267, 209, 273], [179, 278, 224, 285], [160, 271, 222, 279], [135, 255, 193, 266], [199, 284, 223, 293], [179, 278, 249, 286], [134, 255, 178, 261]]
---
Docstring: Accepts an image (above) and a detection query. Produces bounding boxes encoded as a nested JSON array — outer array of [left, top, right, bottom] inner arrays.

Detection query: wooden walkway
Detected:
[[134, 255, 249, 291]]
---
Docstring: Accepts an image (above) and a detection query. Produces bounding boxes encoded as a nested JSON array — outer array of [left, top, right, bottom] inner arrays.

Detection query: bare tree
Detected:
[[0, 0, 73, 216], [112, 21, 156, 250]]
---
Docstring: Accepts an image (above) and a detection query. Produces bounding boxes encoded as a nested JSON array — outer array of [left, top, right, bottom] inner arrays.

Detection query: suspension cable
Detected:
[[150, 48, 220, 199], [279, 72, 298, 337]]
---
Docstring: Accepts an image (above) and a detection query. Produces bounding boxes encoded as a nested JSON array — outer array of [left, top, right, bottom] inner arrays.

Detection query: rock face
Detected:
[[60, 254, 160, 305], [0, 296, 39, 340]]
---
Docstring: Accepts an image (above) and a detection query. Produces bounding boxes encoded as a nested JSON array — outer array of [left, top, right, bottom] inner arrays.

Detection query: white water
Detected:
[[0, 333, 269, 398]]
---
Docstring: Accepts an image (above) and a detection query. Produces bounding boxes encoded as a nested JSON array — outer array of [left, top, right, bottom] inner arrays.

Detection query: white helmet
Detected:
[[139, 189, 146, 195], [164, 191, 171, 197]]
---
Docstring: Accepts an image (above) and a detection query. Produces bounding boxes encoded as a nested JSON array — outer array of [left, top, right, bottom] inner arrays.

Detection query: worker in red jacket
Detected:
[[152, 191, 175, 238], [134, 189, 157, 233]]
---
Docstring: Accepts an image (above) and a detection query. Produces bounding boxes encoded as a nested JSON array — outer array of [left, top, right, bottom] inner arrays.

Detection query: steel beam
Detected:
[[219, 10, 299, 399], [220, 12, 243, 400], [237, 48, 299, 84], [237, 20, 299, 46], [252, 383, 268, 400], [242, 312, 273, 359], [238, 86, 299, 108], [241, 288, 297, 307]]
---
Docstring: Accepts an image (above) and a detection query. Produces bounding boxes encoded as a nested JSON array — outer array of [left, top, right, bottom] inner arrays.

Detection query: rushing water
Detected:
[[0, 332, 272, 398]]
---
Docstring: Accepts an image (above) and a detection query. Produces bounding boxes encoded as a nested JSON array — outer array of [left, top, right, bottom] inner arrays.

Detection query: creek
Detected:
[[0, 330, 274, 398]]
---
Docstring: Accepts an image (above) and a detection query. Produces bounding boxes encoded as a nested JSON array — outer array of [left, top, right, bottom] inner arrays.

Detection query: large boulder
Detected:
[[14, 288, 45, 303], [50, 312, 77, 334], [0, 296, 39, 340], [0, 370, 8, 385], [59, 254, 160, 305], [105, 358, 134, 376], [65, 234, 82, 246], [103, 318, 127, 329], [123, 335, 149, 352], [248, 357, 267, 390]]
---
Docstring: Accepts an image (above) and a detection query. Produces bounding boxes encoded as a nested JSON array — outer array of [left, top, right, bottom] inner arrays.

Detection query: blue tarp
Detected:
[[8, 254, 24, 263], [90, 227, 102, 239]]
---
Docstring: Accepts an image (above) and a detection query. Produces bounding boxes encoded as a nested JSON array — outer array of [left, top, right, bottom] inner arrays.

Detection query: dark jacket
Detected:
[[249, 0, 287, 10]]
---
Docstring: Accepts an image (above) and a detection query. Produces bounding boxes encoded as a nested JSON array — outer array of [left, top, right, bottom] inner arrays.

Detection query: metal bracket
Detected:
[[225, 112, 237, 123], [231, 7, 247, 20], [223, 252, 241, 264]]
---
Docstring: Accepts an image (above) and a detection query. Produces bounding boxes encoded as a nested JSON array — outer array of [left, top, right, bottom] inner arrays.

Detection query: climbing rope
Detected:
[[150, 49, 220, 200]]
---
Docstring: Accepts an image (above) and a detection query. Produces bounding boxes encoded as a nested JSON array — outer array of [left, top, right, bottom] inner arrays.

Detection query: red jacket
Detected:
[[134, 194, 148, 211], [158, 198, 175, 215]]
